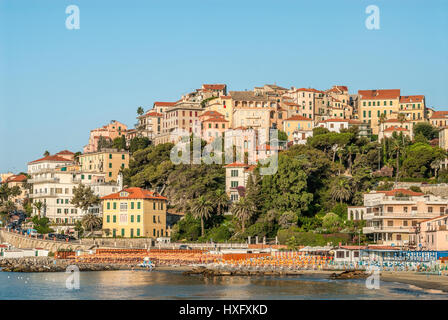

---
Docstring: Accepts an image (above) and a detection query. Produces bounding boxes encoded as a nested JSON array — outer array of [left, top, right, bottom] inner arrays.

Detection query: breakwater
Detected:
[[0, 257, 126, 272]]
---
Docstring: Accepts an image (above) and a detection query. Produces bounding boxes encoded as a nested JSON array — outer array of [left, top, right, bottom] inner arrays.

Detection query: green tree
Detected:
[[71, 184, 100, 212], [81, 214, 102, 232], [330, 177, 352, 204], [43, 150, 50, 157], [191, 196, 214, 237], [231, 197, 257, 233], [212, 189, 229, 216], [413, 122, 438, 141], [322, 212, 342, 233], [32, 201, 44, 219], [137, 106, 144, 116]]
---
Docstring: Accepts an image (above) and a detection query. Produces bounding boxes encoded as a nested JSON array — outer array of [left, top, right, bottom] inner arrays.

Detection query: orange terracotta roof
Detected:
[[28, 155, 73, 164], [204, 117, 228, 122], [145, 112, 163, 117], [220, 95, 231, 99], [358, 89, 400, 100], [284, 115, 312, 121], [224, 163, 249, 168], [377, 189, 424, 196], [384, 126, 409, 132], [399, 95, 424, 103], [348, 120, 363, 125], [201, 110, 224, 118], [101, 187, 167, 200], [5, 174, 27, 183], [203, 84, 226, 90], [56, 150, 74, 155], [154, 102, 176, 107], [295, 88, 324, 94], [430, 111, 448, 119]]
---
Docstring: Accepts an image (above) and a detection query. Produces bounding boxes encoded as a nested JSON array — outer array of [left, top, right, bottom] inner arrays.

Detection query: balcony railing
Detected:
[[28, 177, 60, 184], [30, 191, 58, 198]]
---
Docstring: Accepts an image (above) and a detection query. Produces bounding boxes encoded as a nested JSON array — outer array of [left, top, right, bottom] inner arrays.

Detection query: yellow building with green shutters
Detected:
[[101, 187, 168, 238]]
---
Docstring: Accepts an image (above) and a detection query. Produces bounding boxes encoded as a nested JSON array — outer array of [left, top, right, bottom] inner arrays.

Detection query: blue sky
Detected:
[[1, 0, 447, 172]]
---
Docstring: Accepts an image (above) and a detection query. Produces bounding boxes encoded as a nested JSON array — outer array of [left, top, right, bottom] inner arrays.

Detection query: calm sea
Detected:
[[0, 270, 447, 300]]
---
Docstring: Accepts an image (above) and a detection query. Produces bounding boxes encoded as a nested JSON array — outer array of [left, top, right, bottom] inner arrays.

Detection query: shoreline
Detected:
[[2, 258, 448, 294]]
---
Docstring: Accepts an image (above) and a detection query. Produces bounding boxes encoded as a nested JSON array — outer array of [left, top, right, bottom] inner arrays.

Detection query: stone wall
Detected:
[[0, 229, 90, 252]]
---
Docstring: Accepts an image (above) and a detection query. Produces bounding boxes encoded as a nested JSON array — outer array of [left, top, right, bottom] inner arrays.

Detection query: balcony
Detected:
[[363, 226, 413, 233], [28, 177, 60, 184], [364, 211, 439, 219], [30, 191, 58, 198]]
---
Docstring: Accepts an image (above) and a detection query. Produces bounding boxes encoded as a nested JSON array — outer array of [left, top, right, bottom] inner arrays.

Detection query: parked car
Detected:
[[179, 245, 192, 250]]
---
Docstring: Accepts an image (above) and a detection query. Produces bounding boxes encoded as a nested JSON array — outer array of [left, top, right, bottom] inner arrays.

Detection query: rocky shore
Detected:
[[0, 257, 127, 272], [329, 270, 369, 280]]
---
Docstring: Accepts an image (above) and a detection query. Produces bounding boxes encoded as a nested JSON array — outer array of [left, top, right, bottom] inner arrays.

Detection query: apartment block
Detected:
[[359, 189, 448, 247], [79, 149, 129, 182]]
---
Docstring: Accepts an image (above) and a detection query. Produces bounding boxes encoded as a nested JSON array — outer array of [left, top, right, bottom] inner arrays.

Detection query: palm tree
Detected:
[[330, 178, 352, 204], [191, 196, 214, 237], [213, 189, 229, 216], [231, 197, 256, 233], [43, 150, 50, 157], [33, 201, 44, 219], [137, 106, 144, 116], [81, 213, 102, 232]]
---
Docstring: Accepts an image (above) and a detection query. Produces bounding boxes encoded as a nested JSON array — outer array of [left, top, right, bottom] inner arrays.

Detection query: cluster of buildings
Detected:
[[2, 82, 448, 242], [348, 188, 448, 251]]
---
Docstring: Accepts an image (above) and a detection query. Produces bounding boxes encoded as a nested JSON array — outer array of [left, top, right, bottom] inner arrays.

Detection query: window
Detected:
[[121, 229, 125, 237], [107, 216, 110, 223], [131, 215, 134, 223], [137, 229, 140, 237], [153, 202, 156, 210], [231, 181, 238, 188], [120, 202, 128, 211], [113, 215, 116, 223], [231, 170, 238, 177], [109, 163, 112, 168], [403, 220, 408, 226], [131, 202, 134, 209], [387, 221, 393, 227], [153, 216, 156, 223], [109, 154, 112, 159], [137, 215, 141, 223], [122, 155, 125, 160], [137, 202, 141, 209], [113, 202, 116, 210], [387, 207, 393, 213], [428, 207, 433, 213]]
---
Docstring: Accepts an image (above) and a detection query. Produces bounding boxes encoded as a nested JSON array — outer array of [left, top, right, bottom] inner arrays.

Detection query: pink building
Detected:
[[83, 120, 128, 153], [411, 215, 448, 251]]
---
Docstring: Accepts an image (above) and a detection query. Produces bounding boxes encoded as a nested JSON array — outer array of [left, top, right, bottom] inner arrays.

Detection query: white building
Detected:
[[28, 153, 121, 224], [224, 163, 256, 203], [316, 118, 350, 133]]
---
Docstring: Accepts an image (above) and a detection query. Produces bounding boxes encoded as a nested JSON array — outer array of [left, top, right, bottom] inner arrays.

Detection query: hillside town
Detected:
[[2, 83, 448, 277]]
